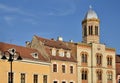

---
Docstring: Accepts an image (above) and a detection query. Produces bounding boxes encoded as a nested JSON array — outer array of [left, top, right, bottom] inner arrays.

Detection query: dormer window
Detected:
[[8, 48, 16, 55], [66, 52, 71, 58], [59, 51, 64, 57], [31, 52, 38, 59], [51, 48, 56, 56]]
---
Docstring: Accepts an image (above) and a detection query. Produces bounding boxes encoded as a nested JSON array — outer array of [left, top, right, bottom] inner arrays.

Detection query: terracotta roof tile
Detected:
[[0, 42, 49, 62], [35, 35, 70, 50]]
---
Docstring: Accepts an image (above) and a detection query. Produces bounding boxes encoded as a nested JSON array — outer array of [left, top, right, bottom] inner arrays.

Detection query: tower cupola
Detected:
[[82, 6, 100, 44], [84, 6, 98, 20]]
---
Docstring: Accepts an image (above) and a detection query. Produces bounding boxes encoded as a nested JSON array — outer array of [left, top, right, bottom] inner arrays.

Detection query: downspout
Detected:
[[91, 43, 93, 83]]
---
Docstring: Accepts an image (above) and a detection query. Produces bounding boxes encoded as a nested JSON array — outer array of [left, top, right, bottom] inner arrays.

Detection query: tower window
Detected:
[[95, 26, 98, 35], [84, 25, 87, 36], [89, 26, 93, 35]]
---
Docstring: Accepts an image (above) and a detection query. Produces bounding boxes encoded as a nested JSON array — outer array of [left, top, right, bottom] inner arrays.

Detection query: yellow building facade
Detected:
[[0, 42, 51, 83]]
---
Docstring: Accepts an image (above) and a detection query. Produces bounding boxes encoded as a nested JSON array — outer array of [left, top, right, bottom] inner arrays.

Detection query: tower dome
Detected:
[[84, 6, 98, 20]]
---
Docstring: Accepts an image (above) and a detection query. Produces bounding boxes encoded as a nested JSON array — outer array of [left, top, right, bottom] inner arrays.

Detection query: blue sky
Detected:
[[0, 0, 120, 54]]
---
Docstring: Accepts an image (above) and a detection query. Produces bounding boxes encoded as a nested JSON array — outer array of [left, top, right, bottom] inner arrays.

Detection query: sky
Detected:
[[0, 0, 120, 54]]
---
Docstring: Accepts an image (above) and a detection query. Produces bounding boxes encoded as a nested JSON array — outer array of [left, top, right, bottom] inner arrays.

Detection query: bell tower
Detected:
[[82, 6, 100, 43]]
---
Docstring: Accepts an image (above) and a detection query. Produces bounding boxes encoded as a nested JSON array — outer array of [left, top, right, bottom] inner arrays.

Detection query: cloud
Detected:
[[23, 18, 38, 25], [44, 0, 76, 16], [3, 16, 14, 25], [0, 3, 35, 17]]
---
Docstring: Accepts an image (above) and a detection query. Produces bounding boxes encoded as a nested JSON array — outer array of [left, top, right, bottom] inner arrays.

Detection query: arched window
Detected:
[[96, 70, 102, 81], [107, 71, 113, 81], [81, 52, 88, 66], [89, 25, 93, 35], [107, 55, 112, 67], [81, 69, 88, 80], [84, 25, 87, 36], [119, 78, 120, 83], [95, 26, 98, 35], [96, 53, 102, 66]]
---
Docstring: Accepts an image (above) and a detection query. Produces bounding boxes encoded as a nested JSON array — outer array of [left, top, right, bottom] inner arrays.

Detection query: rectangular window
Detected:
[[53, 81, 58, 83], [53, 64, 57, 72], [33, 74, 38, 83], [43, 75, 47, 83], [21, 73, 25, 83], [70, 66, 73, 74], [62, 65, 65, 73], [70, 82, 73, 83], [62, 81, 66, 83], [8, 72, 14, 83]]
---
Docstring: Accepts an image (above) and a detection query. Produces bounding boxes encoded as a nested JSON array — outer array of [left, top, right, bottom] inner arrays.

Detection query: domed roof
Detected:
[[84, 6, 98, 20]]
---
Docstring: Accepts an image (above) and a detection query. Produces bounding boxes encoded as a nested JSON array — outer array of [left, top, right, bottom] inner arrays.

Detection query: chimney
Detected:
[[57, 36, 63, 41], [26, 41, 31, 47]]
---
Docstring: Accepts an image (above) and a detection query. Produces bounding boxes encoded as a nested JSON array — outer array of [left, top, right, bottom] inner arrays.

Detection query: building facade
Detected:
[[0, 42, 51, 83], [67, 7, 116, 83], [27, 35, 77, 83]]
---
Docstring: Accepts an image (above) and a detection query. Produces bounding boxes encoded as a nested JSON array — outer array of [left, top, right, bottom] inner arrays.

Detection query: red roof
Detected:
[[0, 42, 49, 62], [116, 55, 120, 75], [35, 35, 71, 50]]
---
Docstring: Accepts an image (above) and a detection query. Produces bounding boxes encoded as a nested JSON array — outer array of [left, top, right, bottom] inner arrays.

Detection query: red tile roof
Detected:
[[34, 35, 76, 62], [35, 35, 71, 50], [116, 55, 120, 63], [116, 55, 120, 75], [0, 42, 49, 62]]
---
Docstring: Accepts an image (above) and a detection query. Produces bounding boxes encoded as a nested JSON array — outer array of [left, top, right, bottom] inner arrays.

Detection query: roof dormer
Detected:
[[31, 52, 38, 59]]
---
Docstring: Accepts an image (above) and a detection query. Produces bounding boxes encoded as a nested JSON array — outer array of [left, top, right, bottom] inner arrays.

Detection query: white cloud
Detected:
[[4, 16, 14, 25], [0, 3, 35, 17], [43, 0, 76, 16]]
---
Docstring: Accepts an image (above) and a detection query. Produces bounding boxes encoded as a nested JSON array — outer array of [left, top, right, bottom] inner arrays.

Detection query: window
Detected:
[[21, 73, 25, 83], [107, 71, 112, 81], [84, 25, 87, 36], [81, 52, 88, 65], [33, 74, 38, 83], [62, 81, 66, 83], [53, 64, 57, 72], [95, 26, 98, 35], [8, 72, 14, 83], [62, 65, 66, 73], [66, 52, 71, 58], [43, 75, 47, 83], [96, 70, 102, 81], [96, 53, 102, 66], [81, 70, 88, 80], [89, 26, 93, 35], [53, 81, 58, 83], [31, 52, 38, 59], [70, 66, 73, 74], [107, 56, 112, 66], [119, 79, 120, 83], [59, 51, 64, 57], [70, 82, 73, 83], [52, 49, 56, 56]]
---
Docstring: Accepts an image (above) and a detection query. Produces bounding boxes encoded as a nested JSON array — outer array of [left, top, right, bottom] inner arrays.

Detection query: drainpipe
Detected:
[[91, 43, 93, 83]]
